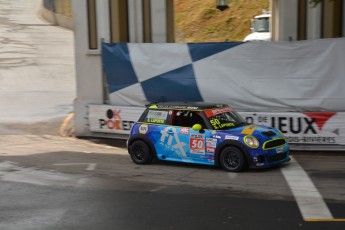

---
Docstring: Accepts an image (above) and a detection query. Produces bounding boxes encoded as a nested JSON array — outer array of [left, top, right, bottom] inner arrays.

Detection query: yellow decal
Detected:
[[210, 119, 221, 129], [241, 125, 258, 135], [147, 118, 165, 123]]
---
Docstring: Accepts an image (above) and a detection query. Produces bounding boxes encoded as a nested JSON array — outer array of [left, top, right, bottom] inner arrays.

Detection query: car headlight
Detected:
[[244, 135, 259, 148]]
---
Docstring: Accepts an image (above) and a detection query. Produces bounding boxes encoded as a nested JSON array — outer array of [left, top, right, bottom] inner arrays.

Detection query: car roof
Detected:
[[147, 101, 230, 110]]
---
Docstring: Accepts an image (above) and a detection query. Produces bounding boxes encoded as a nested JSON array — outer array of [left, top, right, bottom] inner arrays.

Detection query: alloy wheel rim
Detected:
[[133, 145, 145, 161], [224, 151, 240, 168]]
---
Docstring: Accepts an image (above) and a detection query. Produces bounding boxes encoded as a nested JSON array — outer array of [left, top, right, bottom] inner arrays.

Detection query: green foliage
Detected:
[[200, 8, 217, 20]]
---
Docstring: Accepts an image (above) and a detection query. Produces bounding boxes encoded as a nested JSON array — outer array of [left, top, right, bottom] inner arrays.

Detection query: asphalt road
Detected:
[[0, 136, 344, 230]]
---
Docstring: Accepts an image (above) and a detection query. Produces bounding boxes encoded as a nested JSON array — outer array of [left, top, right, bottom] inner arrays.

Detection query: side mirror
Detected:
[[192, 124, 204, 133], [192, 124, 202, 131]]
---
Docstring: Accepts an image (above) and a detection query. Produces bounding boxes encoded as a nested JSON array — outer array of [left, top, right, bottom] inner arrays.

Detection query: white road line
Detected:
[[86, 163, 97, 171], [77, 178, 88, 185], [281, 156, 333, 220], [149, 186, 167, 192], [54, 163, 97, 171]]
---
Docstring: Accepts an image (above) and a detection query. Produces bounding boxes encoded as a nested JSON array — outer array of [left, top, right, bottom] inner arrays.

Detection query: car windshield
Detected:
[[204, 107, 246, 130], [253, 17, 269, 33]]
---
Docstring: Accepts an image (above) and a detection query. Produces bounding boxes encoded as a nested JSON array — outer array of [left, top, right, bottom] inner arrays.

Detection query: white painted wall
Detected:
[[307, 2, 321, 40], [151, 0, 167, 42], [72, 0, 104, 136], [72, 0, 170, 136], [277, 0, 298, 41], [128, 0, 144, 42]]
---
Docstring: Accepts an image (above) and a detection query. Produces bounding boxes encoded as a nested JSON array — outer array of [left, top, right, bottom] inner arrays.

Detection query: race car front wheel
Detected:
[[129, 140, 152, 165], [219, 146, 246, 172]]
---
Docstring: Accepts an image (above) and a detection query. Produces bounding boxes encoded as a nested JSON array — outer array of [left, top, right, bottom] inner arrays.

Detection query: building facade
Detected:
[[271, 0, 345, 41], [72, 0, 174, 136], [72, 0, 345, 137]]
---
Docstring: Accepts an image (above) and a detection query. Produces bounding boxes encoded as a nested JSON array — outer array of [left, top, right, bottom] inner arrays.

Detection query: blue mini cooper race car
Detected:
[[127, 102, 290, 172]]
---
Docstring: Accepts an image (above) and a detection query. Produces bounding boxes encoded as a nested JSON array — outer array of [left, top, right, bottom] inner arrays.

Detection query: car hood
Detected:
[[216, 125, 283, 141], [243, 32, 271, 42]]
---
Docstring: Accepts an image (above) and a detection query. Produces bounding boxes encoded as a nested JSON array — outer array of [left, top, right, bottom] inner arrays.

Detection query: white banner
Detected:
[[241, 112, 345, 145], [88, 105, 345, 147], [102, 38, 345, 112]]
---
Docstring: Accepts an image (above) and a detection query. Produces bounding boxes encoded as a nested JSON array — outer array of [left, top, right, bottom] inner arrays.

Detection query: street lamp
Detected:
[[216, 0, 229, 11]]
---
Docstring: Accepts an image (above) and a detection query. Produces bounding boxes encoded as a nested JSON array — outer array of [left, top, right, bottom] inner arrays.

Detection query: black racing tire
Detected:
[[129, 140, 153, 165], [219, 146, 246, 172]]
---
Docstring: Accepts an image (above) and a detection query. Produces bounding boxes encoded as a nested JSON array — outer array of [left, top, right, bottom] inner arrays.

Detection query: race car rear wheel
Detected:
[[129, 140, 152, 165], [219, 146, 246, 172]]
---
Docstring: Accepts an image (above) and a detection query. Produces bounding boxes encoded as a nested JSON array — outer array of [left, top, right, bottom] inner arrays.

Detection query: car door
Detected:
[[188, 128, 215, 165], [171, 111, 216, 165]]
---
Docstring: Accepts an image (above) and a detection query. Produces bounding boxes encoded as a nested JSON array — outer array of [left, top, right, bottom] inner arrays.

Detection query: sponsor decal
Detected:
[[276, 147, 284, 153], [206, 138, 217, 148], [204, 107, 233, 118], [209, 118, 235, 129], [148, 110, 168, 120], [146, 110, 168, 124], [139, 124, 148, 134], [156, 105, 199, 110], [241, 125, 258, 135], [160, 127, 187, 157], [190, 134, 205, 154], [213, 135, 221, 139], [147, 118, 165, 123], [225, 135, 239, 140], [180, 127, 190, 135], [99, 109, 134, 131], [206, 147, 215, 153]]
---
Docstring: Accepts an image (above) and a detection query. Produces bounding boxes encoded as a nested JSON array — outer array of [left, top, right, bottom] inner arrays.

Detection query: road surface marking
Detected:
[[86, 163, 97, 171], [281, 156, 333, 221], [0, 161, 81, 186], [149, 186, 167, 192], [54, 163, 97, 171], [304, 218, 345, 222], [77, 178, 89, 185]]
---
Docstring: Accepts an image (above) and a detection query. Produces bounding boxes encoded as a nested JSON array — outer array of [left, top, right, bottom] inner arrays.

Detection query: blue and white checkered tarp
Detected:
[[102, 38, 345, 112]]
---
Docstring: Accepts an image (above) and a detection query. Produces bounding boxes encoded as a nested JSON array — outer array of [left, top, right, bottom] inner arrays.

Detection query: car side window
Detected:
[[172, 110, 207, 128], [141, 109, 170, 125]]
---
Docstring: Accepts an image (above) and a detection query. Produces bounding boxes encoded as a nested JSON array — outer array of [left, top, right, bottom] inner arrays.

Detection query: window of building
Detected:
[[109, 0, 129, 43], [322, 0, 343, 38], [87, 0, 98, 49], [298, 0, 307, 40]]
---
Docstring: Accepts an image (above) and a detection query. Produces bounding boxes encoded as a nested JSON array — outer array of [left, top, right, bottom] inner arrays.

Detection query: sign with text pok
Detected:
[[88, 105, 145, 134], [241, 112, 345, 145]]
